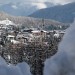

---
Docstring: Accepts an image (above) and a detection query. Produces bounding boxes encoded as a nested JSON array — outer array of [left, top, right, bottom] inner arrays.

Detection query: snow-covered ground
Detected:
[[0, 57, 31, 75], [44, 21, 75, 75]]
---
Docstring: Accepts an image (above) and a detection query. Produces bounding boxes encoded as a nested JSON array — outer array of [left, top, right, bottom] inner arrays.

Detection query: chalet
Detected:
[[31, 30, 47, 38], [28, 30, 47, 43], [7, 35, 15, 41], [16, 32, 32, 43]]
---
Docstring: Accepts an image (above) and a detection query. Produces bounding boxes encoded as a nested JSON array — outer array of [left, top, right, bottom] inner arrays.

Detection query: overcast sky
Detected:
[[0, 0, 75, 4]]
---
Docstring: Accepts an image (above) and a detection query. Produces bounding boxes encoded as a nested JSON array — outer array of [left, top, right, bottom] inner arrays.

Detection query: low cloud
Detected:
[[0, 0, 75, 4], [49, 0, 75, 4], [0, 57, 31, 75], [32, 2, 47, 9], [44, 20, 75, 75]]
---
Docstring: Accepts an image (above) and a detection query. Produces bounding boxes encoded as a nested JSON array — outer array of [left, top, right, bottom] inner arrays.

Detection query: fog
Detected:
[[0, 57, 31, 75], [44, 21, 75, 75], [0, 0, 75, 4]]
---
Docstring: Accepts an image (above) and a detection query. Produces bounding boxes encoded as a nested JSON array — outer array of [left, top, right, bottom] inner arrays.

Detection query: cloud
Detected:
[[44, 20, 75, 75], [48, 0, 75, 4], [32, 2, 47, 9], [11, 5, 18, 9], [0, 0, 75, 4], [0, 57, 31, 75]]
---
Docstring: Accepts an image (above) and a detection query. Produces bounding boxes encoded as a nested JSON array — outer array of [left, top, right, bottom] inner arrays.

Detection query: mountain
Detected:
[[29, 2, 75, 23], [0, 12, 67, 30], [0, 2, 55, 16]]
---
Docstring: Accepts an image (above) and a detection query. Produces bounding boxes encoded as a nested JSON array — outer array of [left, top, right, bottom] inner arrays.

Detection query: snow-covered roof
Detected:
[[11, 40, 20, 44], [53, 33, 60, 38], [41, 30, 47, 33], [32, 30, 47, 33], [32, 30, 40, 33], [7, 35, 15, 38]]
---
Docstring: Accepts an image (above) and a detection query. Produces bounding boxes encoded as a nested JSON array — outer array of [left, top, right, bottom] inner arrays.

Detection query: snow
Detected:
[[11, 40, 20, 44], [32, 30, 47, 33], [0, 18, 15, 25], [53, 33, 60, 38], [7, 35, 15, 38], [0, 57, 31, 75], [32, 30, 40, 33], [44, 21, 75, 75], [7, 55, 11, 60]]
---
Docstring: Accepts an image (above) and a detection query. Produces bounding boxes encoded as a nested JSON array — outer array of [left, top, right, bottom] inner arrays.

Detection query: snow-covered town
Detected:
[[0, 18, 66, 75], [1, 0, 75, 75]]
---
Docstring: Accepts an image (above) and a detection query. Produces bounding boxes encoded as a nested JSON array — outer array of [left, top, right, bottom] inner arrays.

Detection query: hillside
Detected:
[[0, 12, 67, 30], [29, 2, 75, 23]]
